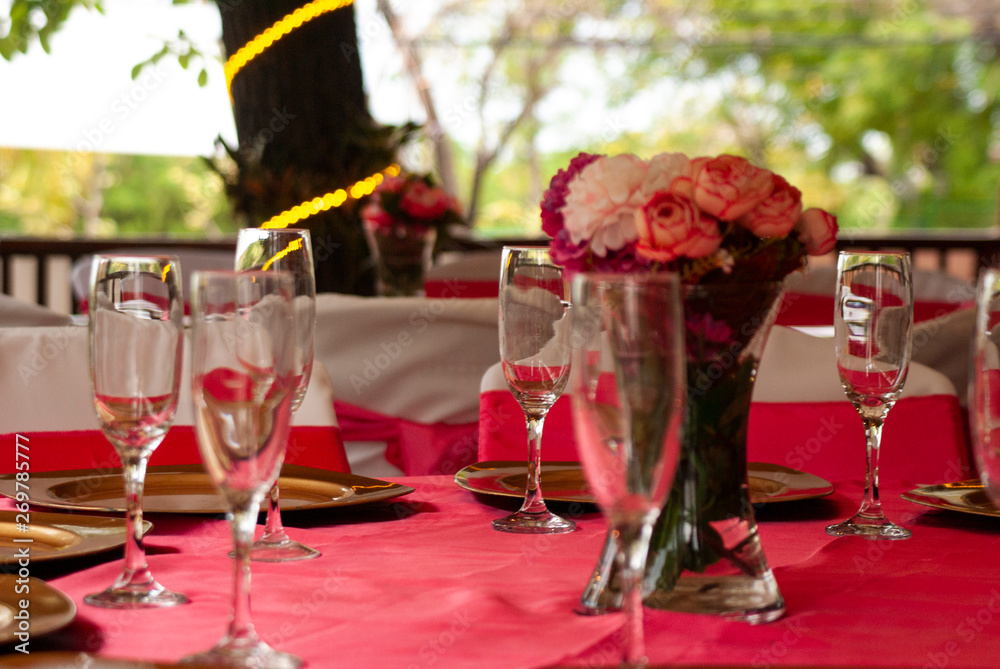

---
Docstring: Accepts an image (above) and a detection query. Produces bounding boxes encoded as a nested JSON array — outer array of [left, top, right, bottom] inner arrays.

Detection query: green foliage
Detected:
[[0, 0, 101, 60], [0, 149, 235, 236]]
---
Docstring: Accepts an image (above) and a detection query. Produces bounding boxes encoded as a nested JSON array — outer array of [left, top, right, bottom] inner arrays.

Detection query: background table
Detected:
[[4, 471, 1000, 668]]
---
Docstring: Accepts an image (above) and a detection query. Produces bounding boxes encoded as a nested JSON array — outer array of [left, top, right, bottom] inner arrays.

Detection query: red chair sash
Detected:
[[0, 424, 350, 475], [334, 401, 478, 477], [478, 390, 972, 485]]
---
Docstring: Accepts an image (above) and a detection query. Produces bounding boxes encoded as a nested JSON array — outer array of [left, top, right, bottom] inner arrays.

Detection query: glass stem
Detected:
[[858, 417, 886, 519], [119, 450, 153, 585], [617, 522, 654, 669], [520, 410, 549, 515], [260, 482, 288, 543], [228, 502, 261, 645]]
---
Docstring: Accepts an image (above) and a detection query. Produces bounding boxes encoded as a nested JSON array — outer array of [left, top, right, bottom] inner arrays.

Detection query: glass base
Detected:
[[181, 640, 303, 669], [644, 573, 786, 624], [246, 537, 321, 562], [492, 510, 576, 534], [826, 514, 912, 540], [84, 583, 188, 609]]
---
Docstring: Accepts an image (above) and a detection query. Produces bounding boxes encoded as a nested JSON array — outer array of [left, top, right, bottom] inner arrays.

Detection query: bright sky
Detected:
[[0, 0, 665, 158], [0, 0, 421, 157]]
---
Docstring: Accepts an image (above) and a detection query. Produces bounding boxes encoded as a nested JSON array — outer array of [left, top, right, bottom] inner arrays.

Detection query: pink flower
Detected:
[[686, 313, 732, 343], [795, 208, 839, 255], [693, 154, 775, 221], [634, 191, 722, 262], [540, 152, 602, 239], [400, 181, 451, 220], [561, 154, 650, 256], [361, 201, 393, 229], [740, 175, 802, 238]]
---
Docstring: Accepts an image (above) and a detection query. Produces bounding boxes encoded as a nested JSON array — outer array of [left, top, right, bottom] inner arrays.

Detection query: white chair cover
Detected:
[[314, 293, 500, 476]]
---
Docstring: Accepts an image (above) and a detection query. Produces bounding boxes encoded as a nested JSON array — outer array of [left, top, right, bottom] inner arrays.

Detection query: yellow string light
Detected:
[[261, 164, 400, 229], [224, 0, 355, 96], [261, 238, 304, 271]]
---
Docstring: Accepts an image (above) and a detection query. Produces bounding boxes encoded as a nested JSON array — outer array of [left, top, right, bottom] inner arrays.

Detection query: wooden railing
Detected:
[[834, 229, 1000, 277], [2, 230, 998, 313], [0, 237, 237, 314]]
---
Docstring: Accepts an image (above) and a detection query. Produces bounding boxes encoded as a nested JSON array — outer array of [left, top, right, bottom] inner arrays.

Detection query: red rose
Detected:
[[400, 181, 451, 220], [361, 201, 393, 229], [635, 191, 722, 262], [740, 175, 802, 238], [795, 207, 838, 255], [693, 154, 775, 221]]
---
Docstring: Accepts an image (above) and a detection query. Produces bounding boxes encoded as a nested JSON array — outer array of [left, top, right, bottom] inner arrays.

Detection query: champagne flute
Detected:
[[183, 269, 302, 669], [826, 251, 913, 539], [86, 255, 187, 608], [493, 246, 575, 534], [971, 268, 1000, 506], [569, 272, 686, 668], [235, 227, 319, 561]]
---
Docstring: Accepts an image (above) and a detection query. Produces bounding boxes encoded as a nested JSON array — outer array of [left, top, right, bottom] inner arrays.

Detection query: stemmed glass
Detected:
[[826, 251, 914, 540], [86, 255, 188, 608], [493, 246, 575, 534], [569, 272, 686, 668], [970, 268, 1000, 507], [184, 270, 302, 669], [235, 227, 319, 561]]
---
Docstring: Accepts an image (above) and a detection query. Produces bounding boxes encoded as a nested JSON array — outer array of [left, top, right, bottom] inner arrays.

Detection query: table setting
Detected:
[[3, 150, 1000, 669]]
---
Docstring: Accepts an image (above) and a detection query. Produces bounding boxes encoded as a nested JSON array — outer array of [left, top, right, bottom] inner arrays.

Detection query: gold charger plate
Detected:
[[0, 510, 151, 564], [454, 461, 834, 505], [0, 464, 413, 515], [0, 576, 75, 646], [901, 480, 1000, 518]]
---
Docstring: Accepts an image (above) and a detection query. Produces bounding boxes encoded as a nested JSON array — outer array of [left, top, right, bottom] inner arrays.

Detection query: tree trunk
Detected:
[[215, 0, 400, 294]]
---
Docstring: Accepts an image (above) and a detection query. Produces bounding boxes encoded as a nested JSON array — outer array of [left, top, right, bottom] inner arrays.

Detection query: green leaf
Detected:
[[130, 62, 143, 80], [178, 52, 189, 69], [197, 68, 207, 87]]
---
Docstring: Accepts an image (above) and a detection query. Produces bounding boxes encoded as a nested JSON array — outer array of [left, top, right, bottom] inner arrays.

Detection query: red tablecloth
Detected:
[[4, 473, 1000, 668]]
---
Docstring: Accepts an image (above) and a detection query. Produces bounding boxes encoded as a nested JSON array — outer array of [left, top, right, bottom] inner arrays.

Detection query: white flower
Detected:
[[640, 152, 691, 200], [561, 154, 649, 256]]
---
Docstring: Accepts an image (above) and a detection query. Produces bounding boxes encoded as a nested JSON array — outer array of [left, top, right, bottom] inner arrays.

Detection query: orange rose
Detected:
[[795, 208, 838, 255], [693, 154, 775, 221], [740, 175, 802, 238], [635, 191, 722, 262]]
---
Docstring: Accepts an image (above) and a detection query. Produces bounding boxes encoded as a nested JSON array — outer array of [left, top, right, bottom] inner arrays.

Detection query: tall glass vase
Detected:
[[365, 223, 436, 297], [580, 280, 787, 624]]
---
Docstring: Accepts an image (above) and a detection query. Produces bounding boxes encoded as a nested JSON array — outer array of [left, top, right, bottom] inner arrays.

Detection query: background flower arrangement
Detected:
[[361, 171, 465, 297], [362, 172, 464, 235]]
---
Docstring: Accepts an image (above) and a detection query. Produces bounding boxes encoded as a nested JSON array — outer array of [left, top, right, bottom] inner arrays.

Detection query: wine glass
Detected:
[[493, 246, 576, 533], [569, 272, 686, 668], [183, 269, 302, 669], [826, 251, 913, 540], [85, 254, 188, 608], [234, 227, 319, 562], [971, 268, 1000, 507]]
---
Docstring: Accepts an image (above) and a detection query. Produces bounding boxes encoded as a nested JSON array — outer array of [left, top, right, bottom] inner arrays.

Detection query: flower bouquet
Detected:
[[362, 172, 463, 296], [543, 151, 837, 621]]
